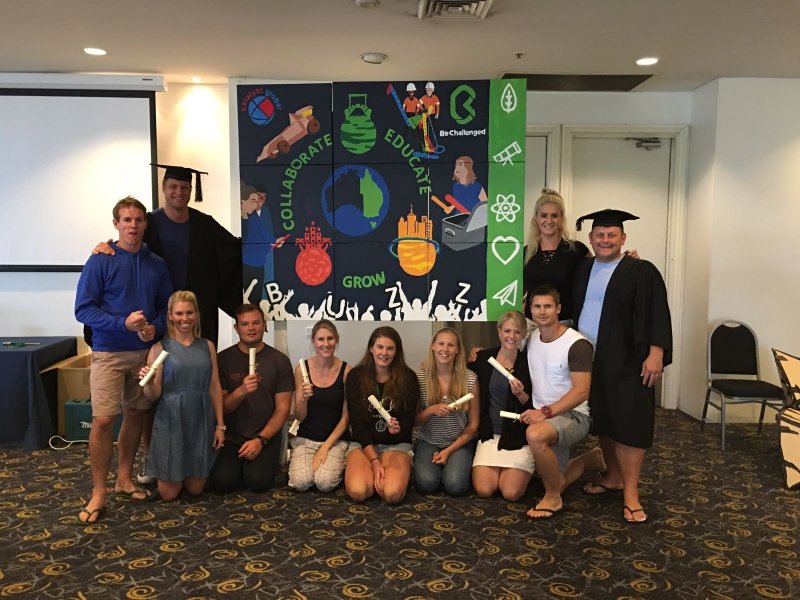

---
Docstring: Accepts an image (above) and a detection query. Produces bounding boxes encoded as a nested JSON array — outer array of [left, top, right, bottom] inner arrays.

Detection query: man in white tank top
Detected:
[[521, 286, 599, 519]]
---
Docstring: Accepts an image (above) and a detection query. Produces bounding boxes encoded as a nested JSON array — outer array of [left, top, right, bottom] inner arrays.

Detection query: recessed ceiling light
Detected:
[[192, 76, 202, 84], [361, 52, 387, 65], [354, 0, 380, 7], [636, 57, 658, 66], [83, 47, 107, 56]]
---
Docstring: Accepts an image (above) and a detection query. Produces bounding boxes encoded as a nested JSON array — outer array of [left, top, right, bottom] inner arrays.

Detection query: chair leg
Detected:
[[720, 399, 726, 451], [757, 400, 767, 433], [701, 388, 711, 432]]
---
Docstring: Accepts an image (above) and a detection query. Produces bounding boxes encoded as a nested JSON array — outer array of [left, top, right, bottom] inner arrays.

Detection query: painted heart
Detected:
[[491, 237, 520, 265]]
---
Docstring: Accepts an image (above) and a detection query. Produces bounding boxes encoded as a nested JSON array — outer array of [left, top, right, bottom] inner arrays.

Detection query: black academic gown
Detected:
[[573, 255, 672, 448], [144, 207, 242, 347]]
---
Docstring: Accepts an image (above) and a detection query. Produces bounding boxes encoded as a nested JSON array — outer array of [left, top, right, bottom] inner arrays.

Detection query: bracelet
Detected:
[[215, 425, 227, 431]]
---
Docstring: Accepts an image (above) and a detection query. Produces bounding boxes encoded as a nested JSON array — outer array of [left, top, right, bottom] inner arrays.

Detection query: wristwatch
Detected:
[[256, 434, 270, 447], [540, 405, 553, 419]]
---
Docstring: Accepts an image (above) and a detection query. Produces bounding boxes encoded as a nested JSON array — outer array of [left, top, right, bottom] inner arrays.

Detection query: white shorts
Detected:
[[472, 435, 535, 474]]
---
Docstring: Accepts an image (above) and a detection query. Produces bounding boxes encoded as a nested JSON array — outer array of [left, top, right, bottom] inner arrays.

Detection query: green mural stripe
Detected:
[[487, 79, 526, 320]]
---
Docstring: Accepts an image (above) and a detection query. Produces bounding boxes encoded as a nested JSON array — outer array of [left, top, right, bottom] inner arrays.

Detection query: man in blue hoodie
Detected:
[[74, 196, 172, 524]]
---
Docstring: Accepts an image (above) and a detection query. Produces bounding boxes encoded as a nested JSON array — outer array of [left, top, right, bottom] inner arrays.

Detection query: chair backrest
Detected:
[[708, 320, 759, 377], [773, 348, 800, 408]]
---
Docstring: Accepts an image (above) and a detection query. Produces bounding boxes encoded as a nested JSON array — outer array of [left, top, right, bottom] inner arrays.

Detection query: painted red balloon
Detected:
[[295, 247, 332, 286]]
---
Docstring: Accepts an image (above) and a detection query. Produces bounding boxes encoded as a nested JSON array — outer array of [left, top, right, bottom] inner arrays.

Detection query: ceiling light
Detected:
[[636, 57, 658, 66], [354, 0, 380, 7], [83, 47, 107, 56], [361, 53, 387, 65], [192, 76, 202, 84]]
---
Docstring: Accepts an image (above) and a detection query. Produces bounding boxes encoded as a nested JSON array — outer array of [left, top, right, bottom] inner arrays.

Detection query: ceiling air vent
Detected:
[[418, 0, 494, 21]]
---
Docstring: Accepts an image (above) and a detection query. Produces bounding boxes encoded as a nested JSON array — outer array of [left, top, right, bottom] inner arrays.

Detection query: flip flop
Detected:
[[115, 487, 157, 502], [76, 506, 106, 526], [624, 505, 648, 523], [583, 481, 622, 495], [527, 505, 563, 519]]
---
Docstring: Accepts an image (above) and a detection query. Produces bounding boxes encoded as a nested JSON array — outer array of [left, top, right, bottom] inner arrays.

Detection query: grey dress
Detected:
[[148, 337, 216, 482]]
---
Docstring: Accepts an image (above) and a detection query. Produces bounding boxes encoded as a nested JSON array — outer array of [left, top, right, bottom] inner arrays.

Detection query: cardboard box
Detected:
[[64, 399, 122, 441], [42, 353, 92, 435]]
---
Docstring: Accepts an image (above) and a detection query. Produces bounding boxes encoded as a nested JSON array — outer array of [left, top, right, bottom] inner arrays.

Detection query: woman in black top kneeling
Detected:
[[344, 326, 420, 504]]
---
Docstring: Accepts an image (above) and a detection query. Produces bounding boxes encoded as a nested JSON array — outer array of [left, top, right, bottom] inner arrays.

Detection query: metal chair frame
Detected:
[[700, 320, 784, 450]]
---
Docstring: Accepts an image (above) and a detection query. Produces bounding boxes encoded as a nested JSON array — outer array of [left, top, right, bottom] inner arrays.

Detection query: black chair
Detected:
[[700, 321, 784, 450]]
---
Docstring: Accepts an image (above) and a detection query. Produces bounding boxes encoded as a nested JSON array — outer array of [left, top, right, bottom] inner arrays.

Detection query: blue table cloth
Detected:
[[0, 336, 77, 449]]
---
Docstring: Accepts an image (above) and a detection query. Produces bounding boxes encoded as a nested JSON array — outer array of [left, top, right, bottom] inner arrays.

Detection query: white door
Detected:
[[570, 136, 672, 278]]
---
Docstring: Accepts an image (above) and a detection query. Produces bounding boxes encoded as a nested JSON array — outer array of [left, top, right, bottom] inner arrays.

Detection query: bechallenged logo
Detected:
[[449, 84, 477, 125]]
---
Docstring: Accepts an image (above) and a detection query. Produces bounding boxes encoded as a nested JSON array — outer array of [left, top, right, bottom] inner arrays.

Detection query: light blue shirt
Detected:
[[577, 257, 622, 348]]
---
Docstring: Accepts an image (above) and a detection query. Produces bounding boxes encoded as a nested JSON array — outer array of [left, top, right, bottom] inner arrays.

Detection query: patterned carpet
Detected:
[[0, 409, 798, 599]]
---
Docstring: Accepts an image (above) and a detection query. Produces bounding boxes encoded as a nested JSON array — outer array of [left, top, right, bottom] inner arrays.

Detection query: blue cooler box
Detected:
[[64, 399, 122, 441]]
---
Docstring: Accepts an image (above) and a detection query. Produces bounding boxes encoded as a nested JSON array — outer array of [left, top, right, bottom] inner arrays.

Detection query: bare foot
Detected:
[[527, 497, 563, 519], [582, 480, 623, 495], [624, 505, 648, 523], [77, 493, 106, 524]]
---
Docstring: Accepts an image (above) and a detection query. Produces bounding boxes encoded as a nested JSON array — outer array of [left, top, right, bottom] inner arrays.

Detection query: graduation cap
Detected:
[[152, 163, 208, 202], [576, 208, 639, 231]]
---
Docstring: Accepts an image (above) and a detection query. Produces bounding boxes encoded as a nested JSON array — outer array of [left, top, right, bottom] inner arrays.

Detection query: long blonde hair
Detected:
[[424, 327, 469, 411], [524, 188, 575, 262], [166, 290, 201, 339]]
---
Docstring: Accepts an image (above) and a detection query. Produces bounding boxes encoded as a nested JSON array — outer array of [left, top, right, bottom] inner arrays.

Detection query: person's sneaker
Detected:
[[136, 455, 156, 484]]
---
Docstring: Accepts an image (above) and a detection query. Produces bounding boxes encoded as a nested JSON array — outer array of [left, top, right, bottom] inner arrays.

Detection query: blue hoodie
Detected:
[[75, 242, 173, 352]]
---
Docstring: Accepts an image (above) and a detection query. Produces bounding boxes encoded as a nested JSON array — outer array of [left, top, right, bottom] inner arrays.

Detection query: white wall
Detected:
[[679, 80, 718, 418], [699, 79, 800, 420], [527, 91, 692, 125]]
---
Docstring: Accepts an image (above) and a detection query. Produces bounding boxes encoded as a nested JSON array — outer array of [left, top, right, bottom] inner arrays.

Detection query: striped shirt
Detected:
[[416, 369, 478, 447]]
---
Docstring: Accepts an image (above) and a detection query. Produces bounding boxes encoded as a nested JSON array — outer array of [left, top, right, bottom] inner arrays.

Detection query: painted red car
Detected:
[[257, 105, 321, 161]]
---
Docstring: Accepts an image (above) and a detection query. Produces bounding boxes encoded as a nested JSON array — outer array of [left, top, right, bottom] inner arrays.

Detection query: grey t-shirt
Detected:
[[216, 344, 294, 445]]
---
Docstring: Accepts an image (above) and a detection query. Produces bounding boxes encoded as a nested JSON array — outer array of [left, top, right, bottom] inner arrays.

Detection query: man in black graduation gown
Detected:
[[144, 165, 242, 347], [572, 209, 672, 524]]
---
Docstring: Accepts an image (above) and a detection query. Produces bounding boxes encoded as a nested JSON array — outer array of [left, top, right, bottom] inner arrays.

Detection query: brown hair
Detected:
[[356, 326, 415, 413], [112, 196, 147, 222]]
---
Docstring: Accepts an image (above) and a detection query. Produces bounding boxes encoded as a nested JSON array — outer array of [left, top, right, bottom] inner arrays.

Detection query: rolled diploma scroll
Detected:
[[249, 348, 257, 376], [299, 359, 310, 384], [499, 410, 522, 420], [487, 356, 514, 381], [447, 393, 474, 409], [367, 394, 392, 424], [139, 350, 169, 387]]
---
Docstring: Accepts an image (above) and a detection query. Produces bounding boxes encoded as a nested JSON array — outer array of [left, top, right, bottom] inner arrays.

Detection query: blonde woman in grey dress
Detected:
[[139, 291, 225, 501]]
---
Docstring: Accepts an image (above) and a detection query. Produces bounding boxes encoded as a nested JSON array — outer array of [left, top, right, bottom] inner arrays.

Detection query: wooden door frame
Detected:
[[559, 125, 689, 410]]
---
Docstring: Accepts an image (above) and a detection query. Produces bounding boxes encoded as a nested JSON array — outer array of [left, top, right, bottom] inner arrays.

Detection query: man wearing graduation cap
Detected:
[[93, 165, 242, 346], [146, 164, 242, 346], [572, 209, 672, 523]]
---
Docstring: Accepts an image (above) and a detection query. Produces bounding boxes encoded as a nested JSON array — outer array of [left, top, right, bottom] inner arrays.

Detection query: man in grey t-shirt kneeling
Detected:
[[520, 285, 603, 519]]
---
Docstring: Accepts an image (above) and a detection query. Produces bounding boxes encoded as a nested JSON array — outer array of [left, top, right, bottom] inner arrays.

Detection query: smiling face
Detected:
[[370, 336, 397, 371], [234, 309, 266, 347], [169, 301, 197, 336], [162, 178, 192, 212], [589, 225, 626, 262], [535, 202, 563, 239], [313, 326, 338, 359], [113, 206, 147, 251], [431, 330, 459, 367], [497, 317, 525, 350]]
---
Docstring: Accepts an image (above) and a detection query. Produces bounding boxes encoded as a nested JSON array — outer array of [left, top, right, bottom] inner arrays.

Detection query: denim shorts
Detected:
[[347, 441, 414, 457]]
